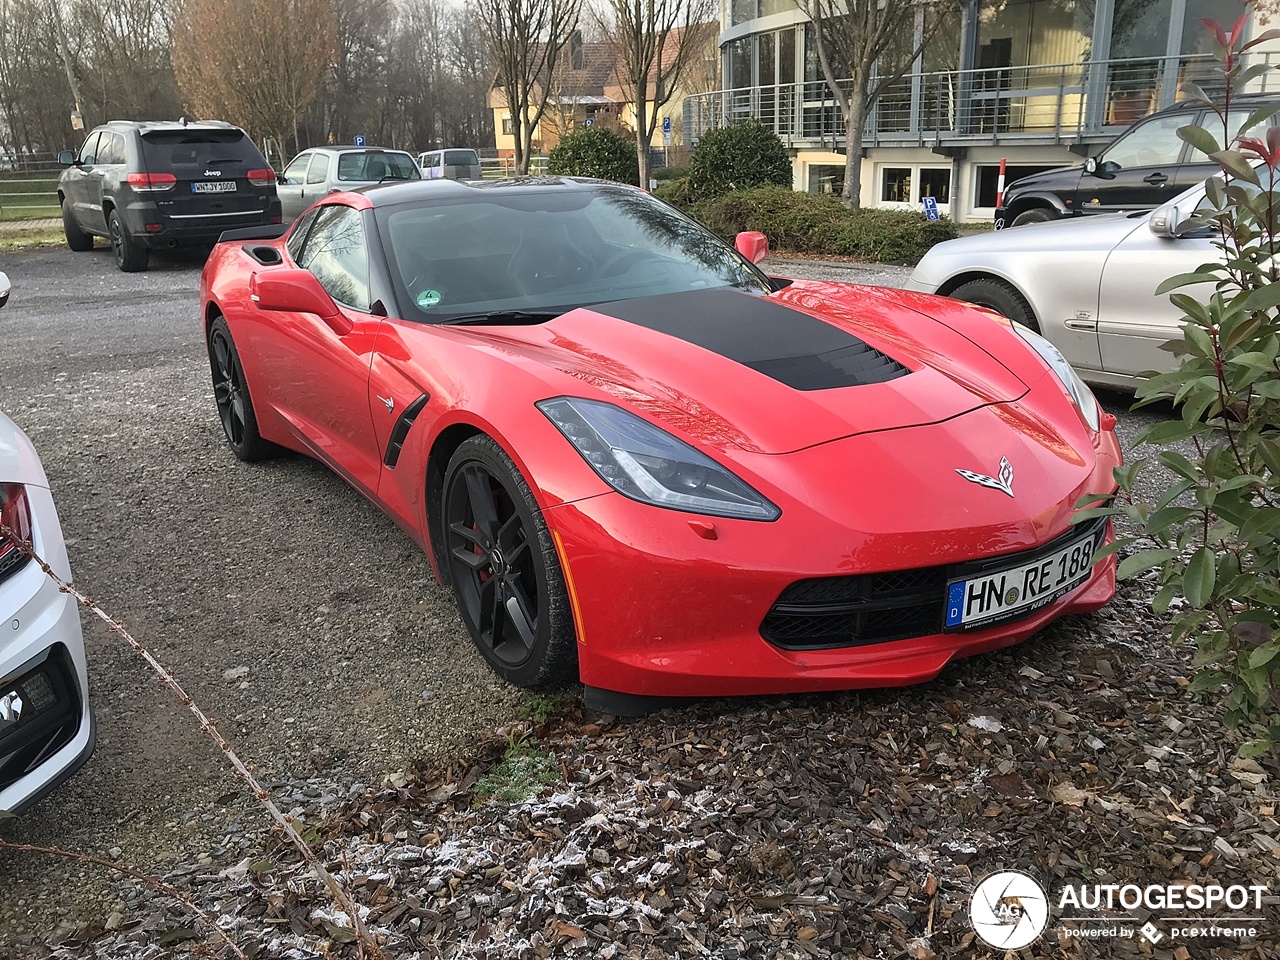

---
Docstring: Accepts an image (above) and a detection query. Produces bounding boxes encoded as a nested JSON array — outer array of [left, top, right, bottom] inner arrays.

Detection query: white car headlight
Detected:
[[538, 397, 781, 520], [1013, 326, 1101, 432]]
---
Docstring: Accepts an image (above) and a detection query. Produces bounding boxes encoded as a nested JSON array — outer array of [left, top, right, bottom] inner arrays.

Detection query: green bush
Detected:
[[832, 209, 960, 263], [683, 185, 957, 263], [687, 120, 791, 200], [547, 125, 639, 185], [651, 164, 688, 182], [1086, 20, 1280, 760], [654, 176, 696, 206]]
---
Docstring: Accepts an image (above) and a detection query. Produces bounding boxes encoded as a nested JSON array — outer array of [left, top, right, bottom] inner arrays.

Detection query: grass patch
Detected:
[[0, 226, 68, 250], [518, 692, 575, 724], [474, 734, 560, 804]]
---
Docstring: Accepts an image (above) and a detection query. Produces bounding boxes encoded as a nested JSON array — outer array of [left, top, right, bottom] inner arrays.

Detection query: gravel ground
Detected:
[[0, 247, 1226, 957]]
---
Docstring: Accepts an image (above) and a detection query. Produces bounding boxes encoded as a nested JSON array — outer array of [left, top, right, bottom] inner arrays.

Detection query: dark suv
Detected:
[[995, 94, 1280, 229], [57, 120, 281, 271]]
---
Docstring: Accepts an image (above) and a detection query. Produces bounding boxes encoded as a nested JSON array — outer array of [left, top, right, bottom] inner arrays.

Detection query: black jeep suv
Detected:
[[995, 93, 1280, 229], [57, 120, 281, 271]]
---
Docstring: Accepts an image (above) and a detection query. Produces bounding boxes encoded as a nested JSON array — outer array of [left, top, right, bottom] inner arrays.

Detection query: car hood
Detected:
[[1005, 166, 1083, 194], [455, 283, 1034, 455], [0, 411, 49, 489]]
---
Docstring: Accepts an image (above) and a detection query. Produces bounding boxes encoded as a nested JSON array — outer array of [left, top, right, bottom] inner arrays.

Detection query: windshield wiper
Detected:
[[378, 174, 413, 182], [441, 309, 565, 326]]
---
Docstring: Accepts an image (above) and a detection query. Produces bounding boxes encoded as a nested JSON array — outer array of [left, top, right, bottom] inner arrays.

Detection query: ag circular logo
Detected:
[[970, 870, 1049, 949]]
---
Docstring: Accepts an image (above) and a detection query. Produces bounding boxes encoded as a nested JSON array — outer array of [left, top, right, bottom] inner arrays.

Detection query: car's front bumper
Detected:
[[0, 484, 93, 816], [546, 412, 1122, 700]]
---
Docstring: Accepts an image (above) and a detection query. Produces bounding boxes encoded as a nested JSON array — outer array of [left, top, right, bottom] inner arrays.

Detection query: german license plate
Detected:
[[944, 525, 1102, 630], [192, 181, 236, 193]]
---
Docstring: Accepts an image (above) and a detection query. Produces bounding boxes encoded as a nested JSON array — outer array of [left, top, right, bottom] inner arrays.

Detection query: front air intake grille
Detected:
[[0, 645, 82, 792], [761, 518, 1108, 651]]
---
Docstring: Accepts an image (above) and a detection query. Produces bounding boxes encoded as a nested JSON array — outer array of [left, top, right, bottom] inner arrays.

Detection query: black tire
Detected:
[[443, 436, 576, 689], [107, 209, 148, 272], [948, 277, 1040, 333], [61, 200, 93, 252], [207, 316, 278, 462], [1011, 207, 1058, 227]]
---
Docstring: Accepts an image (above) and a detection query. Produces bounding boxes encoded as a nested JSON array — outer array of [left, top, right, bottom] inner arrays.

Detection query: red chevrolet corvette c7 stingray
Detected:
[[200, 177, 1121, 712]]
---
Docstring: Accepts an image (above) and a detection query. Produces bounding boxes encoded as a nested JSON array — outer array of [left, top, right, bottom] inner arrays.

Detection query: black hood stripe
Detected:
[[592, 289, 909, 391]]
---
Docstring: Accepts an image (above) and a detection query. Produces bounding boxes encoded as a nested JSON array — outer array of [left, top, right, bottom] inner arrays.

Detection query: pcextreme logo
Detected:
[[968, 870, 1270, 948]]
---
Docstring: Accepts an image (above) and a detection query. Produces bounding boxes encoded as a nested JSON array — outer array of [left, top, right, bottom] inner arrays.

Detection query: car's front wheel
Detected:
[[207, 316, 278, 462], [61, 200, 93, 252], [1011, 208, 1058, 227], [108, 210, 148, 272], [948, 277, 1040, 333], [443, 436, 576, 688]]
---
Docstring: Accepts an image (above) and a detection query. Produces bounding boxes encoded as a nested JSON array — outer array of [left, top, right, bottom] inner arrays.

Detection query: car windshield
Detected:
[[444, 150, 479, 166], [337, 151, 421, 182], [376, 186, 772, 323]]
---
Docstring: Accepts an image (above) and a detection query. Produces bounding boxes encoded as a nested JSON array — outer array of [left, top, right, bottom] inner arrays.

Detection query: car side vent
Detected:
[[384, 394, 430, 468]]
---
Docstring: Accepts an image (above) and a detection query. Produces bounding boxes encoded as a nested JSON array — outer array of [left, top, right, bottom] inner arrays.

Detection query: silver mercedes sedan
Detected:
[[906, 178, 1218, 391]]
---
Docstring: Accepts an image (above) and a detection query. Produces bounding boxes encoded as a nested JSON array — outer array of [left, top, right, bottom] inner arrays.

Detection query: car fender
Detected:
[[1003, 191, 1070, 218]]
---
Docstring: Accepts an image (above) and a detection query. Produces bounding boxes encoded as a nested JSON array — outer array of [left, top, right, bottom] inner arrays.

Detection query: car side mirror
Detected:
[[249, 267, 352, 335], [1088, 158, 1120, 180], [58, 150, 77, 166], [735, 230, 768, 264], [0, 272, 10, 309], [1148, 202, 1180, 238]]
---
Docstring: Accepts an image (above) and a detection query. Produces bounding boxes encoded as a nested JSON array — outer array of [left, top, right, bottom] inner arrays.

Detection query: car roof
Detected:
[[348, 176, 634, 208], [308, 146, 415, 155], [1162, 91, 1280, 114], [97, 119, 244, 134]]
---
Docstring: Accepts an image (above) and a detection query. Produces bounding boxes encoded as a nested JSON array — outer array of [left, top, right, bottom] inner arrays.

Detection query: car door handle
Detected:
[[1143, 173, 1168, 185]]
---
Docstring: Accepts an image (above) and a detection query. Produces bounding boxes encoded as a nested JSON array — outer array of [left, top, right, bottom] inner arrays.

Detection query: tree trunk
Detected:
[[841, 80, 867, 210], [634, 92, 649, 187]]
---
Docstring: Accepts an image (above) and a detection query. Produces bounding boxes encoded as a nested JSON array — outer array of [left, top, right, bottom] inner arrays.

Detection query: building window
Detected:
[[502, 116, 514, 136], [881, 167, 912, 203], [807, 164, 845, 196], [974, 164, 1064, 208], [919, 168, 951, 204], [731, 0, 757, 26]]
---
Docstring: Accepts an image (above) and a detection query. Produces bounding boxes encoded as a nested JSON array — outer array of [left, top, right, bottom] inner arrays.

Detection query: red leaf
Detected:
[[1229, 13, 1249, 49], [1200, 17, 1229, 49], [1265, 127, 1280, 167]]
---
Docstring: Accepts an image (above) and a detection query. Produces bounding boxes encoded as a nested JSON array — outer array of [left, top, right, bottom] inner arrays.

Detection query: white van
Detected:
[[418, 149, 482, 180]]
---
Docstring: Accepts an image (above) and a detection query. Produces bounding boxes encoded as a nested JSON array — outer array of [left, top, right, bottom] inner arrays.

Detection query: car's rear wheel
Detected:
[[208, 316, 277, 462], [108, 210, 148, 272], [1011, 208, 1058, 227], [949, 277, 1040, 333], [443, 436, 576, 688], [61, 200, 93, 252]]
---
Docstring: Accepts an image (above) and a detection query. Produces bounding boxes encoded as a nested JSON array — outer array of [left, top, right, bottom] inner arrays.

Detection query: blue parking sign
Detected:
[[922, 196, 940, 221], [353, 135, 366, 147], [662, 117, 671, 134]]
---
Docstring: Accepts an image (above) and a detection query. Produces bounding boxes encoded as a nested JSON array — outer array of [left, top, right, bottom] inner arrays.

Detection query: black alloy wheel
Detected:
[[108, 210, 148, 272], [207, 317, 276, 462], [443, 436, 575, 688]]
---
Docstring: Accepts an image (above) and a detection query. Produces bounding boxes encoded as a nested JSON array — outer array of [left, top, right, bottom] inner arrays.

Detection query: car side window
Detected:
[[96, 133, 124, 165], [281, 153, 311, 185], [78, 132, 101, 166], [286, 207, 321, 262], [298, 205, 370, 311], [428, 153, 441, 168], [1100, 113, 1186, 170], [307, 154, 329, 184]]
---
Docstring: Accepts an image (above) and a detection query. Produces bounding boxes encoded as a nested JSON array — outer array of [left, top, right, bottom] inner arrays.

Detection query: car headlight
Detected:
[[537, 397, 781, 521], [1012, 326, 1101, 432]]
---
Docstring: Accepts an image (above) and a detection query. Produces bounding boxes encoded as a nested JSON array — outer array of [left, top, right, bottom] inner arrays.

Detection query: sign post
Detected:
[[922, 196, 941, 222], [662, 116, 671, 168]]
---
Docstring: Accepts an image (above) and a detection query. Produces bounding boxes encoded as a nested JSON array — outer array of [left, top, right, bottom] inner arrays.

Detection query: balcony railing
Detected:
[[684, 53, 1280, 149]]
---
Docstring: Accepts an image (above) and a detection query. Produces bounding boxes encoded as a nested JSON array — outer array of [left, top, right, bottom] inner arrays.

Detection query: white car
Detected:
[[907, 177, 1219, 391], [0, 272, 95, 815]]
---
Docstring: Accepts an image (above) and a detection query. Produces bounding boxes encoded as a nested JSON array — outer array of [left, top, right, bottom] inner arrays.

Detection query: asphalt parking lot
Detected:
[[0, 245, 1172, 943]]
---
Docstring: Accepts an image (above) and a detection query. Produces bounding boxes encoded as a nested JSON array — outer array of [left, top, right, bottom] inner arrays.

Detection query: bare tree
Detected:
[[171, 0, 337, 154], [797, 0, 961, 208], [478, 0, 581, 174], [599, 0, 713, 186]]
